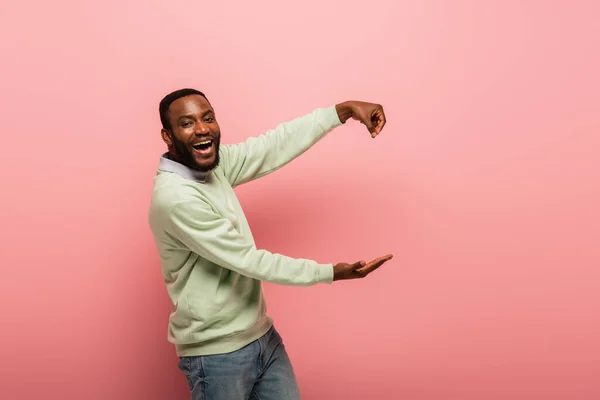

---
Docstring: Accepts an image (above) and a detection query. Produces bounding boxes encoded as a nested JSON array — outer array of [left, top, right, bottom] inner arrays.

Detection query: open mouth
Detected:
[[192, 139, 213, 153]]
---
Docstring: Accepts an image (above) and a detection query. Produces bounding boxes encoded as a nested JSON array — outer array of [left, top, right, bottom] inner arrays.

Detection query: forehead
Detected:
[[168, 94, 213, 119]]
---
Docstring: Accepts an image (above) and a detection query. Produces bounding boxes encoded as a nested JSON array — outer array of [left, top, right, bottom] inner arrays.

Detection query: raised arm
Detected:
[[219, 101, 387, 187], [219, 106, 341, 187]]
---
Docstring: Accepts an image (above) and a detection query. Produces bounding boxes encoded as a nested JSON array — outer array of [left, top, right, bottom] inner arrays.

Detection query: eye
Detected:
[[204, 117, 214, 123], [181, 121, 192, 127]]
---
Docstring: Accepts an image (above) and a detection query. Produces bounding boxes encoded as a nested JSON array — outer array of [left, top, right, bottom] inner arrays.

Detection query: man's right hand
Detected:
[[333, 254, 393, 281]]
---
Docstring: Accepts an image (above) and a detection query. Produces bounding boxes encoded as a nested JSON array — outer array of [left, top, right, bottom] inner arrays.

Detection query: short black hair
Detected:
[[159, 88, 209, 130]]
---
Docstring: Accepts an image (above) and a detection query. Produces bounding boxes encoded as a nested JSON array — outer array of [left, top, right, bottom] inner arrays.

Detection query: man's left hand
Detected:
[[335, 101, 387, 138]]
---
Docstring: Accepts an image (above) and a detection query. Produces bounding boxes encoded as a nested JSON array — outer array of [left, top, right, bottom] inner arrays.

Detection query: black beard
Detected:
[[171, 135, 220, 172]]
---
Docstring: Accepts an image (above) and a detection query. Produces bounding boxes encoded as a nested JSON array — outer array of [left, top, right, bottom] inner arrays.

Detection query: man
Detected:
[[148, 88, 393, 400]]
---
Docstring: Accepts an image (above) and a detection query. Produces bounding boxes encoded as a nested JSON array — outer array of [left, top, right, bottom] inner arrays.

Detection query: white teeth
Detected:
[[193, 140, 212, 148]]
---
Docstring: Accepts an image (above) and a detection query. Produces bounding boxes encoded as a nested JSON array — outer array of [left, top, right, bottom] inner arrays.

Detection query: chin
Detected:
[[194, 155, 219, 172]]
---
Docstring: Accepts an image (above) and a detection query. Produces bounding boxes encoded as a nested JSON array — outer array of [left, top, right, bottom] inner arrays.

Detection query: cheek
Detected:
[[173, 130, 192, 143]]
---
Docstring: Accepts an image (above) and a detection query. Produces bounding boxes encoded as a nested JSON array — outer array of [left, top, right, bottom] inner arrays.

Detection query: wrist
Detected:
[[335, 102, 354, 123], [332, 263, 343, 281]]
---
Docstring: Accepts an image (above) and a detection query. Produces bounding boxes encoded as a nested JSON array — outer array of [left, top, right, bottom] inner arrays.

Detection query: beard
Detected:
[[171, 135, 221, 172]]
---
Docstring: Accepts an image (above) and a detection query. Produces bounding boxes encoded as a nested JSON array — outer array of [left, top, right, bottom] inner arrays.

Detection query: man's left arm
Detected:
[[219, 101, 386, 188]]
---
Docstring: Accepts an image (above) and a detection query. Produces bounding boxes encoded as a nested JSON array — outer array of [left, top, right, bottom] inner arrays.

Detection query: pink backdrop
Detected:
[[1, 1, 599, 399]]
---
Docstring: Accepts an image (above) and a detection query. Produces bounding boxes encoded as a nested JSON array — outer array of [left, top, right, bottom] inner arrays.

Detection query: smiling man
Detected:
[[148, 88, 393, 400]]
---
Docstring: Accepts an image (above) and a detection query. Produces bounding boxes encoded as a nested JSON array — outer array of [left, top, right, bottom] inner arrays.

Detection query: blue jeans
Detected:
[[177, 326, 301, 400]]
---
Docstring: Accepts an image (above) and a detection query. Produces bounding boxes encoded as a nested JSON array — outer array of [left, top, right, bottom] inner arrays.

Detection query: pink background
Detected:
[[1, 1, 599, 399]]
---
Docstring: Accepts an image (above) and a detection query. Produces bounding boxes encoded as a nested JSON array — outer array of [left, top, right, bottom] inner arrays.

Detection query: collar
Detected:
[[157, 152, 208, 183]]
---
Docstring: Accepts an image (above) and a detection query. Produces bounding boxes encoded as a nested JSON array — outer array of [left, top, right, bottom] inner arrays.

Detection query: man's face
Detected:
[[162, 94, 221, 172]]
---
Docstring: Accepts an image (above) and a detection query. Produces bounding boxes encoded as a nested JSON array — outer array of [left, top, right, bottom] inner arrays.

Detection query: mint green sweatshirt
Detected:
[[148, 105, 342, 356]]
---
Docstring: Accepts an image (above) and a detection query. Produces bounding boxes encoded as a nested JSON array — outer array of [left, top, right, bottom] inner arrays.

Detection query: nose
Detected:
[[194, 122, 210, 135]]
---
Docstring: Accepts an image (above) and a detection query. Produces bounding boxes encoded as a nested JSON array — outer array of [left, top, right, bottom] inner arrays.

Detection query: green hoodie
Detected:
[[148, 105, 342, 356]]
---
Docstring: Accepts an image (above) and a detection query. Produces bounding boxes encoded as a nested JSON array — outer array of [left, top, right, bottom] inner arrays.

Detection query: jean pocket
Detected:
[[178, 357, 194, 390], [178, 356, 204, 392]]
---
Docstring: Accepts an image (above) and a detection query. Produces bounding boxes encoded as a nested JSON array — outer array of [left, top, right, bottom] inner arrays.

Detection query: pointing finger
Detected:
[[365, 119, 376, 137]]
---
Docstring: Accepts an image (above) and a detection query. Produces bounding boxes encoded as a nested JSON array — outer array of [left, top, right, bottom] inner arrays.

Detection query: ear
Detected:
[[161, 128, 173, 146]]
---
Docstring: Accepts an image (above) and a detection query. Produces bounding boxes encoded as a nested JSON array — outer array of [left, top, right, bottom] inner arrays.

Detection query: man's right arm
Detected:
[[165, 197, 334, 286]]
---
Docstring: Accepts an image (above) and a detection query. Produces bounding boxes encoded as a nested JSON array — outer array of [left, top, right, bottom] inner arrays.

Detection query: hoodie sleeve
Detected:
[[165, 197, 334, 286], [218, 105, 342, 188]]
